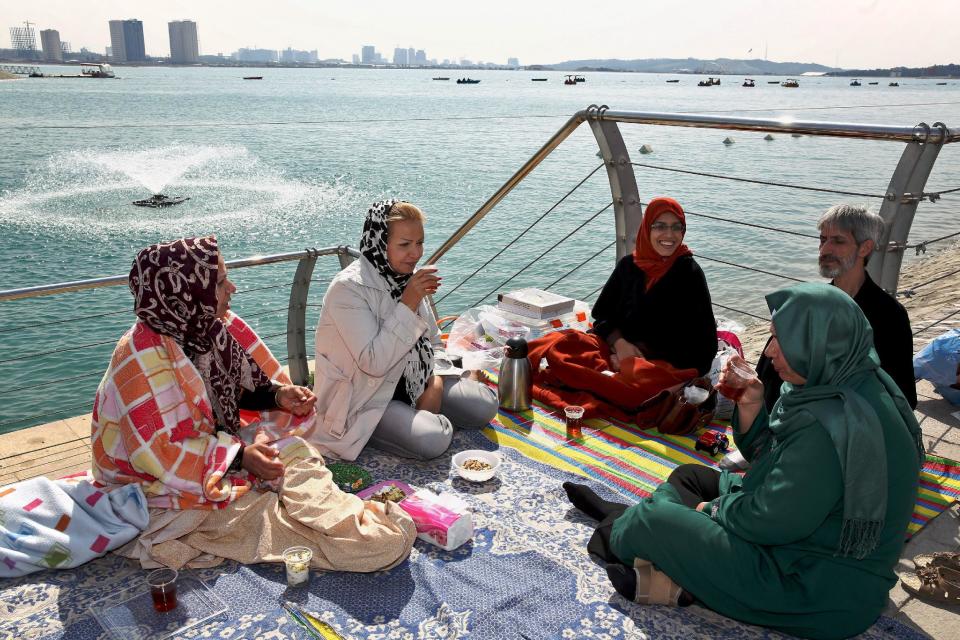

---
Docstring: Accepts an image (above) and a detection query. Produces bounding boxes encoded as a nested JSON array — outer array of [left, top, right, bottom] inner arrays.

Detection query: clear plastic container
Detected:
[[91, 576, 227, 640]]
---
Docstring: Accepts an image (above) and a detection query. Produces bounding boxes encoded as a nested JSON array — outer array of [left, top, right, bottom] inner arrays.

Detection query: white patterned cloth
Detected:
[[0, 472, 148, 577]]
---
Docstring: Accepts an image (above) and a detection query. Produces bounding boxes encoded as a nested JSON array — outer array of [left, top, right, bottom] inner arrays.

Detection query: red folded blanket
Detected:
[[527, 330, 695, 421]]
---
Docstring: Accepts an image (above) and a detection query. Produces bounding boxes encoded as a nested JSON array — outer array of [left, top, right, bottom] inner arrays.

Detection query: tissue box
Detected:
[[400, 489, 473, 551]]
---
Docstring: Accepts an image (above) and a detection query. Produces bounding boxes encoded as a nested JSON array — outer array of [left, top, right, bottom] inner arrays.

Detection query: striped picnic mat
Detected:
[[483, 398, 960, 538]]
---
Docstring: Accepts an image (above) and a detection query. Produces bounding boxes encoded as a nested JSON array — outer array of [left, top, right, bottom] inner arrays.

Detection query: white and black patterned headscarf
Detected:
[[360, 199, 434, 405]]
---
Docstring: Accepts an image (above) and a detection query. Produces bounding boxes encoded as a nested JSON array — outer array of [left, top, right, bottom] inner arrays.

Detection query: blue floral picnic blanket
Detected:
[[0, 430, 923, 640]]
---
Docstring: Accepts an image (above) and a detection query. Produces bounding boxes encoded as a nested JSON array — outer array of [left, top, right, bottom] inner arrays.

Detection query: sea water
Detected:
[[1, 67, 959, 431]]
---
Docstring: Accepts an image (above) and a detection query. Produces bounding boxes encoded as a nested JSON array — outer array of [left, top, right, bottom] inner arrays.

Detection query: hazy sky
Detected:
[[4, 0, 957, 69]]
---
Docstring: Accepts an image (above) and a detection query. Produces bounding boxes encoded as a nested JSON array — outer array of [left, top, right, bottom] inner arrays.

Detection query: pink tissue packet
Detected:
[[400, 489, 474, 551]]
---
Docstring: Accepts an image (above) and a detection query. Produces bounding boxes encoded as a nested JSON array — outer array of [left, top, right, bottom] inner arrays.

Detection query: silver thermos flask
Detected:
[[498, 337, 532, 411]]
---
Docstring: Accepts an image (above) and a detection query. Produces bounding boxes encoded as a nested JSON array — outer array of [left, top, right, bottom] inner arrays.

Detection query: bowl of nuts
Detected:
[[451, 449, 501, 482]]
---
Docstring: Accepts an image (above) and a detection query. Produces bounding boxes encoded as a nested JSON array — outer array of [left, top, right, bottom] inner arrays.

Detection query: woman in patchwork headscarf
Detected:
[[310, 200, 498, 461], [92, 236, 416, 572], [93, 236, 318, 507], [563, 283, 923, 639]]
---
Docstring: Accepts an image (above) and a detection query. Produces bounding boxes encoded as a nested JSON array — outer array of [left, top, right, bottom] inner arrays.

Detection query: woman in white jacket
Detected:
[[311, 199, 499, 461]]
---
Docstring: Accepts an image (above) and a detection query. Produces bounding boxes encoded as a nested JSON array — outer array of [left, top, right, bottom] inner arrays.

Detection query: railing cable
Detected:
[[435, 162, 606, 305], [913, 306, 960, 337], [712, 302, 769, 322], [465, 202, 614, 310], [543, 241, 617, 292], [683, 210, 819, 239], [899, 267, 960, 298], [1, 338, 118, 365], [0, 308, 130, 335], [631, 162, 885, 199], [910, 229, 960, 255], [0, 370, 103, 398], [696, 254, 806, 283]]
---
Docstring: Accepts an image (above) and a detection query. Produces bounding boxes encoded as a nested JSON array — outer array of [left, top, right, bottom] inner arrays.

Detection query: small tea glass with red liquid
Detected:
[[147, 568, 178, 613], [716, 357, 758, 403], [564, 405, 585, 439]]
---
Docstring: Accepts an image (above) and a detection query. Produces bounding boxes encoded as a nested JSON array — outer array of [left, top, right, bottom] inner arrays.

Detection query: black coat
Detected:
[[592, 254, 718, 375], [757, 273, 917, 409]]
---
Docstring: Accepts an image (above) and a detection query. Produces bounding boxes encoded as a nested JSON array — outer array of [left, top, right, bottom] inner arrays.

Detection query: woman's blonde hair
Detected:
[[386, 202, 426, 223]]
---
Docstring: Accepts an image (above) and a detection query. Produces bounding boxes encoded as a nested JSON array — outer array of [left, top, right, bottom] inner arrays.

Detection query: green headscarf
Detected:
[[766, 282, 923, 559]]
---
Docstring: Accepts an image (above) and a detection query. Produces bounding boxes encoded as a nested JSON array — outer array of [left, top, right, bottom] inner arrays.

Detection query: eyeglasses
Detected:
[[650, 222, 685, 233]]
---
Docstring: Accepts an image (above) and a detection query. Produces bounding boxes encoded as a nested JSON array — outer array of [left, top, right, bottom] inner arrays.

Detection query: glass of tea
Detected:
[[564, 405, 585, 439], [716, 356, 758, 403], [146, 568, 178, 613]]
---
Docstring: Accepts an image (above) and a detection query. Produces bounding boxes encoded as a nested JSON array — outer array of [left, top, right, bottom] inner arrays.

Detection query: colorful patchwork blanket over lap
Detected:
[[0, 473, 148, 578], [90, 312, 314, 510]]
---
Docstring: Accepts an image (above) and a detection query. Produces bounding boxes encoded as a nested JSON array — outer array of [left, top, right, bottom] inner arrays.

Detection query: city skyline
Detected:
[[1, 0, 958, 69]]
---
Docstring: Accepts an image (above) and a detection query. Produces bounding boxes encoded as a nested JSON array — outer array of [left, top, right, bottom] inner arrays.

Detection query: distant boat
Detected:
[[937, 82, 948, 85], [456, 78, 480, 84], [767, 80, 780, 84], [575, 75, 585, 83], [243, 76, 263, 80], [698, 77, 721, 87], [432, 77, 450, 80], [665, 79, 680, 83], [868, 81, 879, 85], [531, 78, 548, 82], [850, 79, 861, 86], [564, 75, 577, 85], [742, 78, 755, 87], [782, 78, 799, 88], [889, 81, 899, 87]]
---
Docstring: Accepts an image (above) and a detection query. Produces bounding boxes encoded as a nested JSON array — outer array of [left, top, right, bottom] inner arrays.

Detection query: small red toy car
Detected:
[[695, 431, 730, 456]]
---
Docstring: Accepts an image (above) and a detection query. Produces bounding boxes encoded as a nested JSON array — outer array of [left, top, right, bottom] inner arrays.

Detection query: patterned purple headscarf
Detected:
[[128, 236, 270, 434]]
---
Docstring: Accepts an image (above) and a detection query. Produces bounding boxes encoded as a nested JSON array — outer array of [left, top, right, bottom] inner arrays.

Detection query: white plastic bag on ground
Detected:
[[445, 305, 530, 373]]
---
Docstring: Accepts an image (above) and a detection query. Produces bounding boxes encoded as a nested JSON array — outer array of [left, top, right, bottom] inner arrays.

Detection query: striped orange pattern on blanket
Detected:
[[91, 312, 314, 509]]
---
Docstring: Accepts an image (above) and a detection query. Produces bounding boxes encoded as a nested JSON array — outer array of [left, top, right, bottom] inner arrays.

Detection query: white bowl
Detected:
[[451, 450, 501, 482]]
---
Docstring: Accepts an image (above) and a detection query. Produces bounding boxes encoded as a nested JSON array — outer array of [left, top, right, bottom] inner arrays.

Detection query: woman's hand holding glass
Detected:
[[716, 355, 763, 431], [275, 384, 317, 416], [400, 266, 441, 311]]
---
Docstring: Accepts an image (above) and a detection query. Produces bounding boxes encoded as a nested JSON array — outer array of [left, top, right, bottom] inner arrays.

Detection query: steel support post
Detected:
[[870, 125, 946, 293], [286, 251, 319, 385], [588, 111, 644, 260]]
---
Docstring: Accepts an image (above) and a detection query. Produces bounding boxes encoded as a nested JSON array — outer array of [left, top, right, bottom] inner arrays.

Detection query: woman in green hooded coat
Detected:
[[564, 282, 923, 639]]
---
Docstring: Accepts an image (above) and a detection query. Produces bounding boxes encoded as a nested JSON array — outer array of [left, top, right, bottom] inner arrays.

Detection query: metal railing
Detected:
[[0, 246, 359, 433], [3, 106, 960, 434], [427, 105, 958, 296]]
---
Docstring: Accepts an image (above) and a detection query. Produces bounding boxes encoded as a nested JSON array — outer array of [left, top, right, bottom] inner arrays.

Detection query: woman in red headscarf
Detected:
[[592, 197, 716, 376], [527, 197, 717, 419]]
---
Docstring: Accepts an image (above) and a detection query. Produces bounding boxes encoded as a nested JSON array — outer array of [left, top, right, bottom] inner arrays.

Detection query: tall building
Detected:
[[351, 53, 360, 65], [108, 19, 145, 62], [507, 57, 519, 68], [407, 47, 415, 66], [361, 45, 375, 64], [415, 49, 427, 65], [233, 48, 278, 63], [9, 22, 38, 59], [40, 29, 63, 62], [168, 20, 199, 64], [393, 47, 408, 66]]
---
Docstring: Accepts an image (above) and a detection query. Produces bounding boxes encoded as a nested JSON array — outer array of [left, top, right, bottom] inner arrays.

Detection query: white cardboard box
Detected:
[[497, 288, 575, 319]]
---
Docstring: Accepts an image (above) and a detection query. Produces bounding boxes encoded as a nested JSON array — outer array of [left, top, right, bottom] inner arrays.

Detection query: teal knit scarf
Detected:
[[765, 283, 923, 559]]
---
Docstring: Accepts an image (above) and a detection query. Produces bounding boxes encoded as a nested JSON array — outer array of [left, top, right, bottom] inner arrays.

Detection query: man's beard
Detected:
[[819, 253, 857, 278]]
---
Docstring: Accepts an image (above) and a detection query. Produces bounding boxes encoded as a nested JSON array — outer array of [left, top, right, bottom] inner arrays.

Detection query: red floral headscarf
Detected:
[[128, 236, 270, 433], [632, 197, 693, 291]]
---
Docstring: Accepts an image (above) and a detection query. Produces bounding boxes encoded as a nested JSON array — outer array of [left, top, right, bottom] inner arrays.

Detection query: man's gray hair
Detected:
[[817, 204, 884, 247]]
